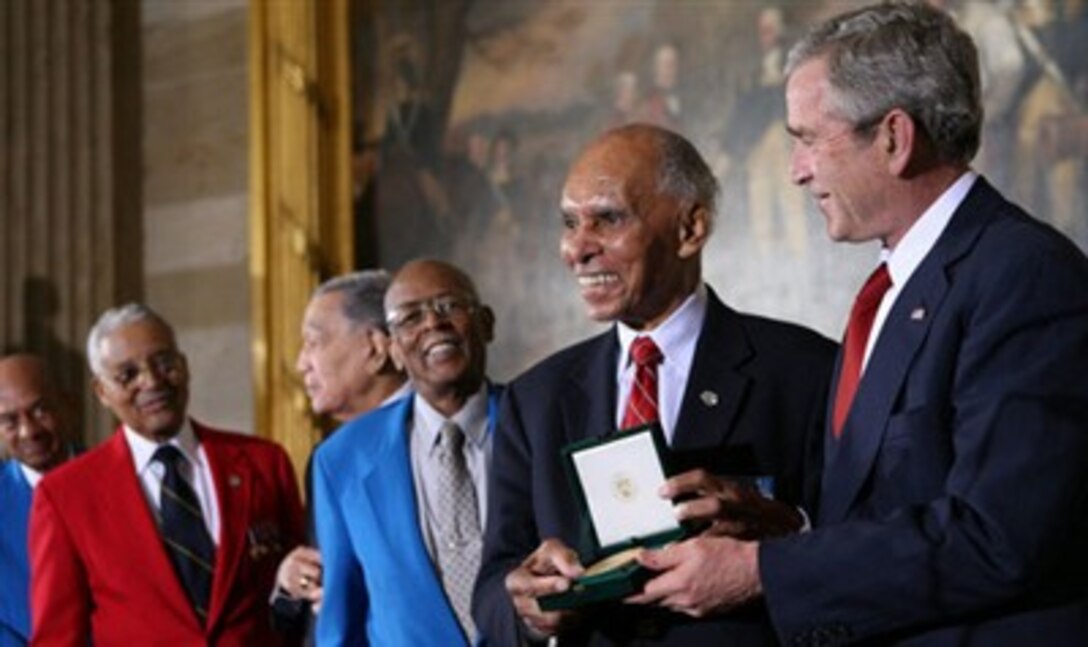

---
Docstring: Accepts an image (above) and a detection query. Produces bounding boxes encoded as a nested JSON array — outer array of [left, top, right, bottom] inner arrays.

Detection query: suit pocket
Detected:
[[878, 406, 952, 505]]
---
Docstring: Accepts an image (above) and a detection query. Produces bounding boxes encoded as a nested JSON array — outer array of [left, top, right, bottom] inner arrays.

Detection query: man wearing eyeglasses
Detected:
[[29, 303, 304, 646], [312, 259, 499, 646]]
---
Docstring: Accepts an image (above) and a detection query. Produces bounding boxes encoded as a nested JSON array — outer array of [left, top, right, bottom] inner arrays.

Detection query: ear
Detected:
[[92, 376, 110, 407], [881, 108, 916, 177], [364, 328, 391, 370], [677, 203, 711, 259], [477, 306, 496, 344]]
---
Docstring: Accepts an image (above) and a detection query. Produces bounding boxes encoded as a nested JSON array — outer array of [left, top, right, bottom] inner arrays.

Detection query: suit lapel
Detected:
[[818, 179, 996, 523], [359, 400, 451, 605], [200, 425, 251, 632], [671, 290, 750, 451], [562, 331, 620, 442]]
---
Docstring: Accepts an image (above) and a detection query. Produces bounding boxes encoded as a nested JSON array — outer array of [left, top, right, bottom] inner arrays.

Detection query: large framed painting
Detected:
[[347, 0, 1087, 381]]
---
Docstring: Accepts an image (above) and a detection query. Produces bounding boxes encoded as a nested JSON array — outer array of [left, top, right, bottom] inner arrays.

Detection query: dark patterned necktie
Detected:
[[153, 445, 216, 623], [832, 263, 893, 437], [621, 336, 664, 430], [433, 421, 480, 641]]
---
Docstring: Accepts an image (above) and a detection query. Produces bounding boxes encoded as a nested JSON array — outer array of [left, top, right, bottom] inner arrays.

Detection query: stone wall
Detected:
[[142, 0, 254, 433]]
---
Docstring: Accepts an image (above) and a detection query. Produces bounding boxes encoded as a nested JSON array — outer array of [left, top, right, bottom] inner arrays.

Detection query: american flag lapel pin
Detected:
[[910, 307, 926, 321]]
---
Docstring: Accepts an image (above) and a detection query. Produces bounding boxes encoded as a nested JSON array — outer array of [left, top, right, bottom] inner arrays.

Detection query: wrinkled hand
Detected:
[[505, 538, 584, 638], [627, 536, 761, 617], [662, 469, 802, 539], [275, 545, 324, 608]]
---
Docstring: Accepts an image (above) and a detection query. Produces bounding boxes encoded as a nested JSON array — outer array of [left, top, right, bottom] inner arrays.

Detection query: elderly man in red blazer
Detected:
[[29, 303, 303, 647]]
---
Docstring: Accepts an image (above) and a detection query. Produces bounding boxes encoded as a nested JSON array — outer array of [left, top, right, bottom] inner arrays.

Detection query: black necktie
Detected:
[[153, 445, 216, 623]]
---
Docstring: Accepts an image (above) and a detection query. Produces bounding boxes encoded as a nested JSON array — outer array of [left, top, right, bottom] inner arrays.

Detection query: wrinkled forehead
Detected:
[[387, 265, 478, 311], [562, 139, 660, 211]]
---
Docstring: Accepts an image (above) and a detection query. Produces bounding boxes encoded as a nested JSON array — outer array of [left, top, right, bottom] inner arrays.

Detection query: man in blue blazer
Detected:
[[630, 3, 1088, 645], [313, 259, 500, 646], [473, 124, 837, 645], [0, 354, 77, 646], [269, 270, 409, 642]]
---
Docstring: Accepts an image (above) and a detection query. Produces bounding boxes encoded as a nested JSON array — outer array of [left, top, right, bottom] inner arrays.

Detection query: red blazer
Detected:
[[29, 421, 304, 647]]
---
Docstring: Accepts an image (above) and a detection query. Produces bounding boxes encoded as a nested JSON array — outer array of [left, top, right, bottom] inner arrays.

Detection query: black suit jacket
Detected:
[[474, 288, 836, 645], [760, 178, 1088, 645]]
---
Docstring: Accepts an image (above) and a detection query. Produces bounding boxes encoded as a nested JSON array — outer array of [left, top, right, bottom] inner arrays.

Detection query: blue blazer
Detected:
[[474, 290, 836, 645], [760, 178, 1088, 645], [0, 460, 32, 646], [313, 388, 501, 646]]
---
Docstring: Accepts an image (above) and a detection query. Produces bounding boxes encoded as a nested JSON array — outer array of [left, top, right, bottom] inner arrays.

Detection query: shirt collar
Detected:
[[616, 282, 707, 372], [382, 381, 413, 407], [881, 171, 977, 286], [123, 418, 199, 473], [18, 462, 44, 489], [413, 383, 490, 454]]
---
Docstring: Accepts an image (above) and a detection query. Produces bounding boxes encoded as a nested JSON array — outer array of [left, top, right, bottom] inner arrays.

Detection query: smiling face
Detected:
[[92, 319, 190, 442], [0, 355, 73, 472], [786, 57, 891, 244], [560, 129, 706, 330], [385, 261, 493, 409]]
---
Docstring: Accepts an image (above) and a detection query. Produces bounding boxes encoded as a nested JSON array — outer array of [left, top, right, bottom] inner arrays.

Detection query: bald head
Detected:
[[577, 124, 720, 223], [386, 260, 481, 309], [0, 354, 74, 472]]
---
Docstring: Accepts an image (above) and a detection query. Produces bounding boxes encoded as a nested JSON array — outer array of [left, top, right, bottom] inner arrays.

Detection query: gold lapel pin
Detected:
[[700, 391, 719, 407], [229, 475, 241, 488], [910, 307, 927, 321]]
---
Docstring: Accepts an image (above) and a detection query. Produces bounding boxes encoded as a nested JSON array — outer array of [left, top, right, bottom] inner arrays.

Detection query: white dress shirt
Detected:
[[864, 171, 978, 369], [124, 419, 221, 545], [615, 283, 707, 444], [408, 385, 492, 561], [18, 463, 44, 489]]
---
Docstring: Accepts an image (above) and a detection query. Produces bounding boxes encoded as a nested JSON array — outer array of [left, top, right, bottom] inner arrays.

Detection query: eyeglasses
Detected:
[[385, 295, 478, 334], [104, 351, 185, 389]]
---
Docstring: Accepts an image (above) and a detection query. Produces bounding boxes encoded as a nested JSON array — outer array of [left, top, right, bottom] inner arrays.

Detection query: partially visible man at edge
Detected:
[[0, 354, 79, 646], [474, 123, 837, 645], [270, 270, 410, 641]]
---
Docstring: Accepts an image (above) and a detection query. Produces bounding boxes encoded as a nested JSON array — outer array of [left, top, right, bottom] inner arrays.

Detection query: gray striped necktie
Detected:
[[153, 445, 216, 623], [433, 421, 481, 641]]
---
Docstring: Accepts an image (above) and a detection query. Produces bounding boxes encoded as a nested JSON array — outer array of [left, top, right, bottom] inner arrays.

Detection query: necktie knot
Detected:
[[629, 336, 663, 367], [153, 444, 186, 471], [857, 263, 893, 311], [439, 421, 466, 455]]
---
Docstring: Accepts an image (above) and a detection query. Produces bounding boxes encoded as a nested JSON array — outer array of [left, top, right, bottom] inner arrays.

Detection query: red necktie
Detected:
[[832, 264, 892, 438], [621, 336, 664, 430]]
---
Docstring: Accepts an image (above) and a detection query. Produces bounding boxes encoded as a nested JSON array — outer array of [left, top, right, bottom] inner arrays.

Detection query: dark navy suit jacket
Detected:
[[474, 289, 836, 645], [0, 460, 32, 646], [760, 178, 1088, 645]]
